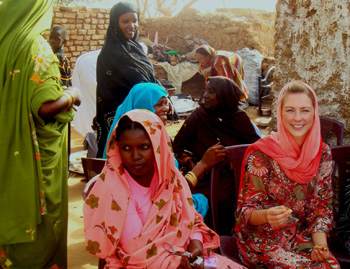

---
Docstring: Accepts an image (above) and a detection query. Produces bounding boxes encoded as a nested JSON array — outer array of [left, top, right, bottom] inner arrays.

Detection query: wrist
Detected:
[[63, 90, 75, 110], [263, 209, 268, 224], [185, 172, 198, 188]]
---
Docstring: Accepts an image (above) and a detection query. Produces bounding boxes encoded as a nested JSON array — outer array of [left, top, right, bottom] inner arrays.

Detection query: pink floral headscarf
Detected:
[[83, 109, 219, 267]]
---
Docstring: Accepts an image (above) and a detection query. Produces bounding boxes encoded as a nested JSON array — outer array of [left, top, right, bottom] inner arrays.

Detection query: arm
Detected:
[[311, 232, 331, 262], [248, 206, 289, 227], [38, 87, 81, 118], [186, 143, 229, 188], [236, 149, 289, 228], [306, 146, 333, 261]]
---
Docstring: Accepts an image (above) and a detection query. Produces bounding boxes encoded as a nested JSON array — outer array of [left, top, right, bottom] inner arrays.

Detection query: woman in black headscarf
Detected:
[[96, 1, 159, 157], [173, 76, 260, 235]]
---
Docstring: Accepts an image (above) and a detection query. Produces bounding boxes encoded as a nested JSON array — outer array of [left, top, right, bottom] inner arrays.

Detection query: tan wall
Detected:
[[51, 6, 110, 67], [140, 8, 275, 56], [51, 6, 275, 68], [273, 0, 350, 142]]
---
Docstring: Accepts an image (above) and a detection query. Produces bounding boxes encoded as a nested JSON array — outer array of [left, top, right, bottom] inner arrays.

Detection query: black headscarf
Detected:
[[174, 76, 260, 161], [207, 76, 241, 117], [96, 1, 159, 157]]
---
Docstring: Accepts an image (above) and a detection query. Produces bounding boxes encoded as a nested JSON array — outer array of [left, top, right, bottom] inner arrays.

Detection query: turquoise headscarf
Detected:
[[102, 82, 209, 218], [103, 82, 167, 158]]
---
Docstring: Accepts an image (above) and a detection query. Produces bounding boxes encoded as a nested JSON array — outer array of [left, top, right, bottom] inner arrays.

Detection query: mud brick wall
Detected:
[[50, 6, 275, 68], [51, 6, 110, 67]]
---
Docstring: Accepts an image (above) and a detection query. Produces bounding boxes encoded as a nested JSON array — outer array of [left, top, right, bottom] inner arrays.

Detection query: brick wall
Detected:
[[50, 6, 275, 68], [51, 6, 110, 68]]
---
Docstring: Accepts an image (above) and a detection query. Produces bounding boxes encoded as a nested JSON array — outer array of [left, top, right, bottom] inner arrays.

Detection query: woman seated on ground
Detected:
[[100, 82, 232, 218], [173, 76, 260, 235], [235, 81, 340, 268], [195, 45, 248, 101], [83, 110, 245, 268]]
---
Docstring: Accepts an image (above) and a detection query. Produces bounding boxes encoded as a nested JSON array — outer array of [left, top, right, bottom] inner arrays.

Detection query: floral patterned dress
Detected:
[[235, 144, 340, 268]]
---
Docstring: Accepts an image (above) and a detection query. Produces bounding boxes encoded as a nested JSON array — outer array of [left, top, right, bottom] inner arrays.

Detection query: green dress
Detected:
[[0, 0, 73, 268]]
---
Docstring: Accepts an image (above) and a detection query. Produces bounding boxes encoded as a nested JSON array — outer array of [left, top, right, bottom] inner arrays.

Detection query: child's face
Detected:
[[49, 30, 65, 51]]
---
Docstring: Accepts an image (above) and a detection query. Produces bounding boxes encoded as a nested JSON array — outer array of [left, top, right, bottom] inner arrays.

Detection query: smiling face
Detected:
[[118, 11, 138, 40], [202, 82, 219, 110], [118, 128, 155, 187], [282, 92, 315, 147], [153, 97, 169, 125]]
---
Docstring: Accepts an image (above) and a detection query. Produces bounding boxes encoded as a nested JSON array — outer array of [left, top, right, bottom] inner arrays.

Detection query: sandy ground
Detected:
[[68, 131, 98, 268], [67, 105, 271, 268]]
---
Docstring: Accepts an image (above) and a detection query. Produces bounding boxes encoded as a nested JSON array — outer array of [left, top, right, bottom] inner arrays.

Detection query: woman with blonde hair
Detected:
[[235, 81, 340, 268]]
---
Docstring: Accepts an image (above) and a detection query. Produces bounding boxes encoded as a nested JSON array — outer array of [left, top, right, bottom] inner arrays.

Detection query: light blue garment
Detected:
[[103, 83, 167, 158], [193, 194, 209, 218], [252, 121, 262, 138], [174, 155, 209, 219]]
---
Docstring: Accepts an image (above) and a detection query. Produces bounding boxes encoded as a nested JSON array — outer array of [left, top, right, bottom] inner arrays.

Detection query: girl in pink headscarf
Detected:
[[84, 109, 244, 268], [234, 81, 340, 268]]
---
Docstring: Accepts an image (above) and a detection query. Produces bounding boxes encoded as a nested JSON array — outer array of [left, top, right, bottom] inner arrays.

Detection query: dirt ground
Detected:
[[67, 105, 272, 268]]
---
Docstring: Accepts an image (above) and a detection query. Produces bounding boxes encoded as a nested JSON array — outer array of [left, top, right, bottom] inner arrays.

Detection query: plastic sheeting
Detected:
[[154, 61, 199, 94], [236, 48, 263, 105]]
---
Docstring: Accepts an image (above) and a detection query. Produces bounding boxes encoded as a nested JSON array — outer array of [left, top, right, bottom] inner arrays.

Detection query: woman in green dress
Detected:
[[0, 0, 81, 268]]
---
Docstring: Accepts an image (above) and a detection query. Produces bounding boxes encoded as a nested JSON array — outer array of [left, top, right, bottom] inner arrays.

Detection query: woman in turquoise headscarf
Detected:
[[0, 0, 81, 268], [100, 83, 230, 218], [103, 82, 169, 158]]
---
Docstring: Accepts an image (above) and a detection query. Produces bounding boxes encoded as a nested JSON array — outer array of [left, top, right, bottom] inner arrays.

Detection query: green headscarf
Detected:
[[0, 0, 72, 251]]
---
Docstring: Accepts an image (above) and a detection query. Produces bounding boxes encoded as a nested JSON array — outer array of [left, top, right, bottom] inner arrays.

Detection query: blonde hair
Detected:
[[280, 81, 315, 107]]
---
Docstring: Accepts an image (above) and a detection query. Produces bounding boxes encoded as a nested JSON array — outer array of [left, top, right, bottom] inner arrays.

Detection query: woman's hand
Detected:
[[200, 142, 229, 169], [38, 87, 82, 118], [265, 206, 289, 227], [311, 232, 330, 262], [249, 206, 290, 226], [177, 239, 204, 269], [311, 247, 331, 262], [66, 86, 82, 107]]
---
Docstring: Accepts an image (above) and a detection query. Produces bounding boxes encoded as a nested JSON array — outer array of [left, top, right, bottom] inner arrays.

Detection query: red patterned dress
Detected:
[[235, 144, 340, 268]]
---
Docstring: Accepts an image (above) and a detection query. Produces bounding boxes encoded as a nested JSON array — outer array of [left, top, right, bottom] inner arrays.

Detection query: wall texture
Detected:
[[51, 6, 110, 66], [274, 0, 350, 141], [51, 6, 275, 68]]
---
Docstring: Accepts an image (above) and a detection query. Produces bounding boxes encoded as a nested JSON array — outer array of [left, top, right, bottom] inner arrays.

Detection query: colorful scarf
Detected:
[[84, 110, 220, 267], [103, 82, 167, 158], [197, 45, 248, 99], [243, 81, 322, 184]]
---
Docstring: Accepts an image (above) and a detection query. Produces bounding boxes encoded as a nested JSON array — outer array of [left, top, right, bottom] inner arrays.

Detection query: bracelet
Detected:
[[185, 171, 198, 187], [182, 156, 193, 163], [63, 90, 74, 109]]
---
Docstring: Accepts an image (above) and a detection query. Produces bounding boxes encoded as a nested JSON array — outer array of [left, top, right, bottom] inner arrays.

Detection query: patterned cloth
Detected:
[[234, 81, 340, 268], [84, 110, 243, 268], [235, 146, 340, 268], [0, 0, 73, 267], [197, 45, 248, 99], [54, 47, 72, 87]]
